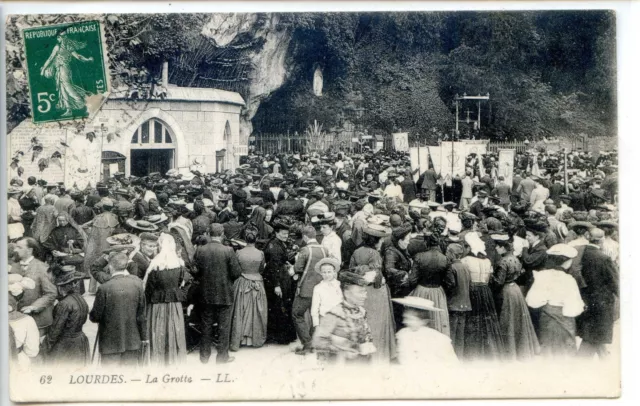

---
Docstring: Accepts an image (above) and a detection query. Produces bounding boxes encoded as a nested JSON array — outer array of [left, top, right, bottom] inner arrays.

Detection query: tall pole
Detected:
[[564, 148, 569, 194], [455, 100, 459, 135], [477, 101, 481, 130]]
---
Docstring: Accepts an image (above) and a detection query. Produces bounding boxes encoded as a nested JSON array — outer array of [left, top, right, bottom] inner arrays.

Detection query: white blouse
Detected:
[[526, 269, 585, 317], [311, 280, 343, 327], [9, 315, 40, 370], [461, 256, 493, 284]]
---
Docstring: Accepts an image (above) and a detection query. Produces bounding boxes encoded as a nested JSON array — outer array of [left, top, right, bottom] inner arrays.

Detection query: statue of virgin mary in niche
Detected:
[[313, 65, 323, 97]]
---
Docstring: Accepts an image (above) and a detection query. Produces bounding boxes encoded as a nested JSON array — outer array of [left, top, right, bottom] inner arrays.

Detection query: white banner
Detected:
[[392, 132, 409, 152], [428, 146, 441, 174], [463, 139, 489, 157], [64, 130, 103, 190], [498, 149, 516, 187], [439, 142, 467, 177], [418, 147, 429, 177], [409, 147, 420, 182]]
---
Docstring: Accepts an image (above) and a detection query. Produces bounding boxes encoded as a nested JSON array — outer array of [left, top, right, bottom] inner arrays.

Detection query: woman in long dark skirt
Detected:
[[230, 228, 268, 351], [143, 233, 188, 366], [408, 232, 454, 337], [460, 232, 504, 361], [490, 234, 540, 361], [43, 267, 90, 366]]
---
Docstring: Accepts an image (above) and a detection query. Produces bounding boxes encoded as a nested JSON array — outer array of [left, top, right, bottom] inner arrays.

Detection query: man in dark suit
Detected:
[[577, 228, 619, 359], [512, 170, 523, 193], [291, 226, 328, 355], [11, 237, 57, 336], [89, 251, 147, 367], [420, 167, 439, 202], [193, 223, 242, 364], [492, 175, 512, 211]]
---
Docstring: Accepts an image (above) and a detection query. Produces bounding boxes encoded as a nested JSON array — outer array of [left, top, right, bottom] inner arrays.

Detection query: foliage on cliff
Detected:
[[255, 11, 616, 143]]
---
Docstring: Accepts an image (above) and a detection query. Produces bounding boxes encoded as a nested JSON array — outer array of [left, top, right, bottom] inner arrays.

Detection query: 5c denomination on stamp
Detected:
[[22, 20, 110, 124]]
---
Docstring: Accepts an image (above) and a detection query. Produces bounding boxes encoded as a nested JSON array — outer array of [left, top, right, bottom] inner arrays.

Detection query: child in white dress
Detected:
[[310, 258, 343, 329], [393, 297, 458, 366]]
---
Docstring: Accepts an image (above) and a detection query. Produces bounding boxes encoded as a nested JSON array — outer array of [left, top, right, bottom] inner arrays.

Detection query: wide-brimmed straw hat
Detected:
[[314, 257, 341, 274], [546, 244, 578, 259], [363, 223, 391, 238], [126, 219, 158, 232], [106, 233, 141, 246], [392, 296, 443, 312], [596, 220, 618, 229], [145, 212, 168, 224]]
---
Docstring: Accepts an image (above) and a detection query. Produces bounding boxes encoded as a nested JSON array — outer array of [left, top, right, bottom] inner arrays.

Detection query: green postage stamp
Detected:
[[22, 20, 109, 124]]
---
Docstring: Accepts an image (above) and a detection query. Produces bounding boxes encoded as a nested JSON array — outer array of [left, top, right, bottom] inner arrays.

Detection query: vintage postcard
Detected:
[[3, 2, 626, 403]]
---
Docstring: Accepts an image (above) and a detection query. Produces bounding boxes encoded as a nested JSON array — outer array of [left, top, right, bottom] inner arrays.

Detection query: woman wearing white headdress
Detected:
[[143, 233, 188, 365]]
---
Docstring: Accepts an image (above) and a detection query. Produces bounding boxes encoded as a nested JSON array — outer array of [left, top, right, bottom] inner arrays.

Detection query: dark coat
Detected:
[[193, 240, 242, 305], [492, 182, 512, 205], [409, 248, 455, 293], [222, 220, 244, 240], [383, 243, 412, 297], [518, 240, 548, 291], [263, 238, 292, 291], [90, 256, 140, 284], [274, 198, 305, 221], [577, 245, 619, 344], [131, 252, 153, 280], [421, 169, 439, 190], [44, 293, 90, 365], [133, 198, 149, 220], [447, 261, 472, 312], [549, 183, 564, 205], [400, 178, 417, 203], [89, 274, 147, 355]]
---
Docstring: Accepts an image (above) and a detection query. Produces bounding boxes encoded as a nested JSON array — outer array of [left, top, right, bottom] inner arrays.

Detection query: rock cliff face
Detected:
[[202, 14, 292, 144]]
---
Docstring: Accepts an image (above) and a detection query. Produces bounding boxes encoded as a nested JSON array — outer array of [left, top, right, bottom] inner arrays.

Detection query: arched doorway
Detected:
[[130, 118, 176, 177]]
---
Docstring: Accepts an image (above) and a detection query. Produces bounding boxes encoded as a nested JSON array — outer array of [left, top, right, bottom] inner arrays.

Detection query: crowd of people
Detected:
[[7, 145, 619, 369]]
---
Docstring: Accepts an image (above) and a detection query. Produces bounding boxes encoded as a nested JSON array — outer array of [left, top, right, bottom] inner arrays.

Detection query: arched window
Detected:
[[223, 121, 231, 141], [131, 118, 174, 146]]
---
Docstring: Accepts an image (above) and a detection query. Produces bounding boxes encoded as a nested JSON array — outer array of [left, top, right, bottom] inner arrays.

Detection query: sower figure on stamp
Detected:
[[90, 251, 148, 367]]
